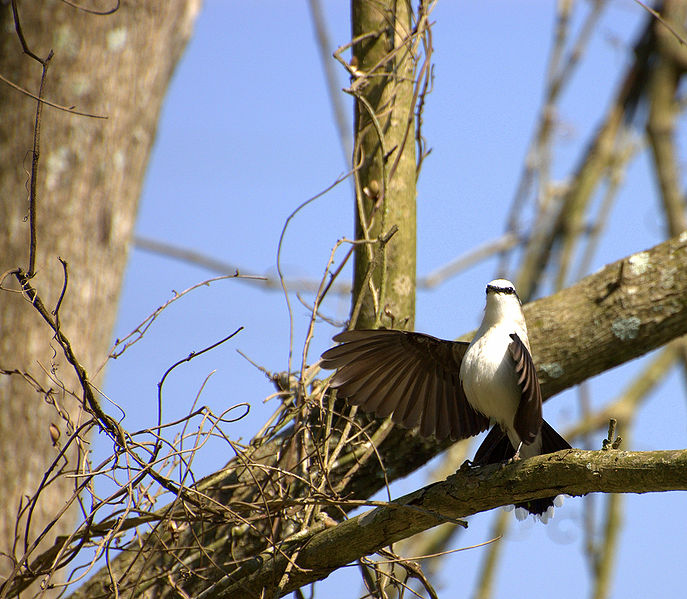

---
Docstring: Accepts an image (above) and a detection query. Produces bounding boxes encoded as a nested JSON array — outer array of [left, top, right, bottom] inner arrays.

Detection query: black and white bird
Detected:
[[320, 279, 570, 521]]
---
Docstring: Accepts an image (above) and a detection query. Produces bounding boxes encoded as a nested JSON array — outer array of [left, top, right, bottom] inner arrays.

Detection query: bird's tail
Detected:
[[472, 420, 571, 520]]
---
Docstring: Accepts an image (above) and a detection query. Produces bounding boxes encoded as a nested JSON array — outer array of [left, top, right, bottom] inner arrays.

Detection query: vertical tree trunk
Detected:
[[0, 0, 200, 582], [350, 0, 417, 330]]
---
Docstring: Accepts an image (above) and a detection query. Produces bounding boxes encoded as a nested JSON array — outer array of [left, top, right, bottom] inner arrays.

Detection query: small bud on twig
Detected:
[[49, 423, 60, 447], [602, 418, 622, 450]]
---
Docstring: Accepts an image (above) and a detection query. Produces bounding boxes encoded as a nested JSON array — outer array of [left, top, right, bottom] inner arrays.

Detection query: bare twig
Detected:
[[136, 231, 526, 295], [498, 0, 605, 280], [133, 235, 350, 295], [105, 272, 262, 366], [155, 328, 245, 460], [59, 0, 121, 16], [276, 167, 359, 380], [307, 0, 352, 165], [633, 0, 687, 46], [13, 269, 125, 447], [0, 71, 108, 119]]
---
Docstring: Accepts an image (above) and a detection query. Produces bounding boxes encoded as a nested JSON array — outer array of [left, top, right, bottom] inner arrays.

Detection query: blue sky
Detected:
[[101, 2, 686, 597]]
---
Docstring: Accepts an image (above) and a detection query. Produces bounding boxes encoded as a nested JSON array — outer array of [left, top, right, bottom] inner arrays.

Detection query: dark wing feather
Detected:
[[472, 425, 514, 466], [540, 419, 572, 454], [390, 359, 428, 428], [473, 420, 571, 516], [433, 371, 450, 440], [420, 364, 439, 438], [508, 333, 543, 445], [398, 367, 431, 430], [321, 329, 489, 440], [335, 351, 408, 408]]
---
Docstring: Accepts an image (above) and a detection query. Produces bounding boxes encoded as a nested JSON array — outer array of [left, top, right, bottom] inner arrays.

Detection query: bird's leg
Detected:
[[510, 441, 523, 462]]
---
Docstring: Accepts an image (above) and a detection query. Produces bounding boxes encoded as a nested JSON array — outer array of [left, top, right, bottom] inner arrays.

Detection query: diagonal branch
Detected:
[[212, 448, 687, 598], [524, 230, 687, 398]]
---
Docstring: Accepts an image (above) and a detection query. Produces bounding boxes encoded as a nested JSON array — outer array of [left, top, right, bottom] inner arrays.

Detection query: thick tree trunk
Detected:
[[350, 0, 417, 330], [0, 0, 200, 582]]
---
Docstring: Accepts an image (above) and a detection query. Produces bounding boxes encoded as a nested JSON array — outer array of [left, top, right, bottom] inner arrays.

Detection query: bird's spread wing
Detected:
[[321, 329, 490, 440], [509, 332, 543, 444]]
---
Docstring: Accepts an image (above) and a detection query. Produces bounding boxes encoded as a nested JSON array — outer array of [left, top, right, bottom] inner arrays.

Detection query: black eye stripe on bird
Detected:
[[486, 283, 517, 295], [321, 278, 571, 522]]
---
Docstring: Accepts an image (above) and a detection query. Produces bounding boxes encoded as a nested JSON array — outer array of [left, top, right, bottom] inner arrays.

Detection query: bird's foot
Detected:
[[506, 442, 523, 464]]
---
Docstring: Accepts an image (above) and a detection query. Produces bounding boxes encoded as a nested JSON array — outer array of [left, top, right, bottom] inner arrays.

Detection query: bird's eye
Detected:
[[487, 284, 515, 294]]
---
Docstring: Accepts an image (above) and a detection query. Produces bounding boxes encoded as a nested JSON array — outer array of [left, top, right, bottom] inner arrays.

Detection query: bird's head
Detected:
[[486, 279, 520, 300], [483, 279, 525, 325]]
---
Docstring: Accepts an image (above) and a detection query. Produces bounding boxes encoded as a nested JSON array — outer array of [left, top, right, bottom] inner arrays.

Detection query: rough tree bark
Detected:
[[0, 0, 200, 582], [350, 0, 417, 330]]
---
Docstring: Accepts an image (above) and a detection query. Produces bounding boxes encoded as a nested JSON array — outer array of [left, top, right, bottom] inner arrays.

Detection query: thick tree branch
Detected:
[[211, 449, 687, 598], [525, 230, 687, 397]]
